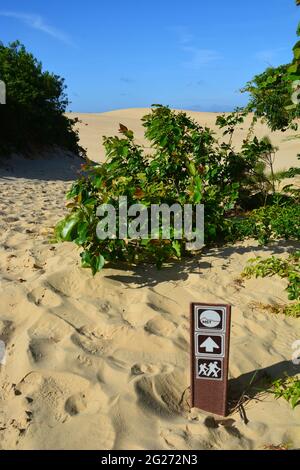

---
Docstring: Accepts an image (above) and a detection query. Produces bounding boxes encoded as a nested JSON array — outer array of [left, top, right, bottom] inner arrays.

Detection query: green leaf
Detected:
[[172, 240, 181, 258], [75, 221, 89, 245], [80, 251, 92, 268], [61, 217, 79, 241], [290, 394, 300, 409], [193, 190, 202, 204], [186, 161, 197, 176], [93, 254, 105, 273], [288, 63, 298, 74]]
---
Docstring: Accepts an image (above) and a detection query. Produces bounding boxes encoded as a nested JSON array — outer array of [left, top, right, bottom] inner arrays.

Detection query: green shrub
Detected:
[[269, 376, 300, 409], [282, 302, 300, 317], [242, 65, 300, 132], [55, 105, 271, 273], [248, 301, 300, 318], [0, 41, 84, 157], [216, 112, 298, 206], [242, 5, 300, 132], [225, 204, 300, 245], [242, 251, 300, 301], [279, 155, 300, 182], [55, 105, 300, 274], [288, 4, 300, 83]]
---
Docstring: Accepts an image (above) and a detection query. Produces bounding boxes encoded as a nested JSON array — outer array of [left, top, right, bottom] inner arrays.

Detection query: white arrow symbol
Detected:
[[200, 337, 219, 353]]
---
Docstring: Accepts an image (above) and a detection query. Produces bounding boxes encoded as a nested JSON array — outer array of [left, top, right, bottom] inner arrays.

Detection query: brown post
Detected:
[[190, 303, 231, 416]]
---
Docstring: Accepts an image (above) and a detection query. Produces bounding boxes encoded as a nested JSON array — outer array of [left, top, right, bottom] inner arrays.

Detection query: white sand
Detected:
[[0, 110, 300, 450]]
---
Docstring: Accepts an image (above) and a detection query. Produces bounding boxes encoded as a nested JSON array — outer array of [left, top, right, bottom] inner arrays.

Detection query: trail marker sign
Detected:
[[190, 303, 231, 416]]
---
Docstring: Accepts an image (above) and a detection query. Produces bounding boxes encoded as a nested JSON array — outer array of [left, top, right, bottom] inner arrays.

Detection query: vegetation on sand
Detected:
[[55, 105, 300, 274], [242, 251, 300, 317], [269, 375, 300, 409], [0, 41, 84, 157]]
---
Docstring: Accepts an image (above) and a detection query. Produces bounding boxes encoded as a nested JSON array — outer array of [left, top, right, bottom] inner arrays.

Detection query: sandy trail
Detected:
[[0, 110, 300, 449]]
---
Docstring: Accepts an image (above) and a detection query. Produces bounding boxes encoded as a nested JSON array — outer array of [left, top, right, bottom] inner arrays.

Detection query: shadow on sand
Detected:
[[105, 240, 300, 288], [228, 360, 300, 417], [0, 151, 83, 182]]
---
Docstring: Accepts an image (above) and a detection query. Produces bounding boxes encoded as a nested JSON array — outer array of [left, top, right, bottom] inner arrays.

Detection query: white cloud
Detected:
[[169, 26, 194, 45], [0, 11, 73, 45], [255, 47, 286, 64], [170, 26, 221, 69], [182, 46, 221, 69]]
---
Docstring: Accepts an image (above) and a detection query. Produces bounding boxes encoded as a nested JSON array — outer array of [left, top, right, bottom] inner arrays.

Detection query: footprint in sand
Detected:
[[131, 362, 174, 377], [99, 302, 111, 313], [144, 316, 177, 337], [28, 314, 72, 344], [27, 286, 62, 307], [64, 387, 106, 417], [159, 426, 213, 450], [65, 393, 88, 416], [71, 332, 109, 357], [0, 320, 15, 344], [133, 366, 189, 417], [3, 217, 19, 223], [28, 337, 59, 365]]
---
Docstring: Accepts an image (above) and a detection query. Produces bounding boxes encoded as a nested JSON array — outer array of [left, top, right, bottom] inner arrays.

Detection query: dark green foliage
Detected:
[[243, 3, 300, 131], [242, 65, 300, 131], [215, 111, 294, 207], [225, 204, 300, 245], [0, 41, 84, 156], [288, 4, 300, 83], [281, 166, 300, 178], [216, 108, 247, 145], [278, 155, 300, 180]]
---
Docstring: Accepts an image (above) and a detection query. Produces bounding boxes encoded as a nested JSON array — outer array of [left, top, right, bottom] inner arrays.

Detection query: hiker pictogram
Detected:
[[196, 358, 223, 380]]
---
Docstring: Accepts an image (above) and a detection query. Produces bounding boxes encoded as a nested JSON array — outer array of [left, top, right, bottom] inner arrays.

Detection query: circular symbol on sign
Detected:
[[199, 310, 221, 328]]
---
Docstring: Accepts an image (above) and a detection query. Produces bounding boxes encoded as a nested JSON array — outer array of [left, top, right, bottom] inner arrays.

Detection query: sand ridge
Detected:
[[67, 108, 300, 172]]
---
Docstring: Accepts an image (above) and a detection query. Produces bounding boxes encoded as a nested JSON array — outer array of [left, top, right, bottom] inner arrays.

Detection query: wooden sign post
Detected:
[[190, 303, 231, 416]]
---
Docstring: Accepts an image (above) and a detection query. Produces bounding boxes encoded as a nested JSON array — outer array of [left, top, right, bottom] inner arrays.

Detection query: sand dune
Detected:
[[0, 110, 300, 450], [68, 108, 300, 171]]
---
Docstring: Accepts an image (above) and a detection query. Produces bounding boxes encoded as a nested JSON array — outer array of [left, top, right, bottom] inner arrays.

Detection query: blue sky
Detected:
[[0, 0, 299, 112]]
